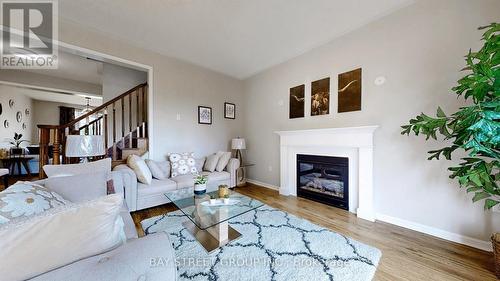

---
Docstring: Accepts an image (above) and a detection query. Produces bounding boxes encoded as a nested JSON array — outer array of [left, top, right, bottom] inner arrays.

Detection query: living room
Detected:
[[0, 0, 499, 280]]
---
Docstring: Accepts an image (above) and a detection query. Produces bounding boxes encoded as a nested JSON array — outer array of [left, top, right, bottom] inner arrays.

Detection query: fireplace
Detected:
[[296, 154, 349, 210]]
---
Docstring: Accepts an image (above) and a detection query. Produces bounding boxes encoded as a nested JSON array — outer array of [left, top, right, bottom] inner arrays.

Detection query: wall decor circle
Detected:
[[0, 103, 2, 115], [25, 108, 30, 116], [9, 99, 14, 108], [3, 120, 9, 128], [16, 111, 22, 123], [22, 123, 27, 130]]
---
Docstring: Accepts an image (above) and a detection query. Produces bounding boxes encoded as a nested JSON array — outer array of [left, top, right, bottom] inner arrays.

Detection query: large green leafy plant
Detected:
[[402, 23, 499, 210]]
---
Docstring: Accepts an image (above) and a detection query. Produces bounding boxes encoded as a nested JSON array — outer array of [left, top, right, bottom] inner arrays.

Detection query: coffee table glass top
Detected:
[[165, 188, 264, 230]]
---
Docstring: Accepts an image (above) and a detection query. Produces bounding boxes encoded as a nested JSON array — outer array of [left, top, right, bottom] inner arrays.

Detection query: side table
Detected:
[[236, 163, 255, 187]]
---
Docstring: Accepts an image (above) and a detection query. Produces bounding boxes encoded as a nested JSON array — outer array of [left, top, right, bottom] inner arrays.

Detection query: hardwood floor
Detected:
[[133, 184, 495, 280]]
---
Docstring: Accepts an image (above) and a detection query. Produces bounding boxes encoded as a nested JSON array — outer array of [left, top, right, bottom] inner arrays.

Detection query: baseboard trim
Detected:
[[246, 179, 280, 190], [376, 213, 492, 252]]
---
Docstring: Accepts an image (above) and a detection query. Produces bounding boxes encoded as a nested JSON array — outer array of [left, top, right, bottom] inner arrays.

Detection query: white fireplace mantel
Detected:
[[275, 125, 378, 222]]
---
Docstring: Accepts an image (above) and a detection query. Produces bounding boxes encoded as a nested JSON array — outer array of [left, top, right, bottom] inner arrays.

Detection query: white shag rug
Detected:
[[141, 205, 381, 281]]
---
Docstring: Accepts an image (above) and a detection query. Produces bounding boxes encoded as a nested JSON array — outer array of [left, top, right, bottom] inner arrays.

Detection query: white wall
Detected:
[[59, 20, 245, 159], [0, 85, 34, 148], [242, 0, 500, 244], [101, 63, 147, 101]]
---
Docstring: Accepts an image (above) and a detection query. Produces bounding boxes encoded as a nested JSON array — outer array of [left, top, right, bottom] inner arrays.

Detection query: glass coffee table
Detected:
[[165, 188, 264, 253]]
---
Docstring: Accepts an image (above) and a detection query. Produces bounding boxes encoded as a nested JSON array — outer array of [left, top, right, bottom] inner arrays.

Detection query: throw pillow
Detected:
[[127, 155, 152, 185], [145, 159, 169, 180], [45, 172, 108, 203], [0, 194, 125, 281], [204, 152, 224, 172], [195, 157, 206, 173], [216, 151, 232, 172], [0, 181, 69, 225], [168, 152, 197, 177]]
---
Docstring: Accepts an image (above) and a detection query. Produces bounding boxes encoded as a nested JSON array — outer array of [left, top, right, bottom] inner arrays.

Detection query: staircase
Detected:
[[37, 83, 148, 178]]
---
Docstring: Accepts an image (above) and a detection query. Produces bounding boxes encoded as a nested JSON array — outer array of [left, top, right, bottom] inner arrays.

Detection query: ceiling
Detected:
[[24, 51, 103, 85], [59, 0, 413, 79]]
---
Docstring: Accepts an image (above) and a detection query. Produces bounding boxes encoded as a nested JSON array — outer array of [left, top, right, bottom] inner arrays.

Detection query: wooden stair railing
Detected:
[[37, 83, 148, 178]]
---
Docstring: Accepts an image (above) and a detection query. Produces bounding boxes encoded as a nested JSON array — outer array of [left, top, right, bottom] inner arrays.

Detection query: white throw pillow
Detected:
[[145, 159, 169, 180], [127, 155, 152, 185], [0, 181, 69, 225], [168, 152, 197, 177], [195, 157, 206, 173], [216, 151, 232, 172], [204, 152, 224, 172], [45, 172, 108, 203], [0, 194, 125, 281]]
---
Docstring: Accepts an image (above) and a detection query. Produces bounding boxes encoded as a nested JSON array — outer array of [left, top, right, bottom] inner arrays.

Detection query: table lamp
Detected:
[[231, 138, 246, 164], [65, 135, 105, 162]]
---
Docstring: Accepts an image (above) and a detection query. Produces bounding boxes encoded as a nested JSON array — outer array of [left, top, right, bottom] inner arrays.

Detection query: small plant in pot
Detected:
[[209, 194, 217, 205], [193, 174, 208, 195], [6, 133, 28, 155], [223, 194, 230, 204]]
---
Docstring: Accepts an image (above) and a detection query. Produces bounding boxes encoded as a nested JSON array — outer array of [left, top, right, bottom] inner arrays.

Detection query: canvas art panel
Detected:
[[198, 106, 212, 124], [311, 77, 330, 116], [289, 84, 305, 119], [224, 102, 235, 119], [338, 68, 362, 112]]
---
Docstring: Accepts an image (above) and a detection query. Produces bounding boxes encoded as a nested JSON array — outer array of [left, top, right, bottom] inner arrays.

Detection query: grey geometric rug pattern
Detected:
[[141, 205, 381, 281]]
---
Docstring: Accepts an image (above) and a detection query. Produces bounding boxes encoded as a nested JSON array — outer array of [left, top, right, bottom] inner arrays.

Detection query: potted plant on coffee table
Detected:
[[194, 174, 208, 195], [401, 23, 499, 277]]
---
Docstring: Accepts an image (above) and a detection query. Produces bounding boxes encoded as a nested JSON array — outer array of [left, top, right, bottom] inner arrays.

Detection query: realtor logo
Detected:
[[1, 1, 58, 69]]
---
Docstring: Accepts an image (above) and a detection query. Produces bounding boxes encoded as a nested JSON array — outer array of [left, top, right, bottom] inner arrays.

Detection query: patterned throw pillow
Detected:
[[168, 152, 197, 178], [0, 181, 69, 224]]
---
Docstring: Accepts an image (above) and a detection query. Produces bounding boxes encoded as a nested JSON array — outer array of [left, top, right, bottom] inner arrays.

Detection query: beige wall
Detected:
[[242, 0, 500, 242], [0, 85, 34, 148], [59, 20, 245, 160]]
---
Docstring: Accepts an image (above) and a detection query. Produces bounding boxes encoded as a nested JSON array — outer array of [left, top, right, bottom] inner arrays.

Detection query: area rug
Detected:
[[141, 205, 381, 281]]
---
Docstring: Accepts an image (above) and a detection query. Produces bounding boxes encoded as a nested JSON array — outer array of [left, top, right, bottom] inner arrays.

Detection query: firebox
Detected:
[[296, 154, 349, 210]]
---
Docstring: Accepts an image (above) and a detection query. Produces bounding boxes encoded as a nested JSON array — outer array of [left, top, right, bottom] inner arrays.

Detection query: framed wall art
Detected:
[[224, 102, 235, 119], [289, 84, 305, 119], [311, 77, 330, 116], [198, 106, 212, 125], [338, 68, 362, 113]]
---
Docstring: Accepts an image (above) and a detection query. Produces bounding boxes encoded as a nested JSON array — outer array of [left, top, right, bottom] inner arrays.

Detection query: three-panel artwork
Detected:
[[289, 68, 362, 119]]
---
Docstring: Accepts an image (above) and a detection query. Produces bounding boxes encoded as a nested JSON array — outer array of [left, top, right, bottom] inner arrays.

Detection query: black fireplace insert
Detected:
[[296, 154, 349, 210]]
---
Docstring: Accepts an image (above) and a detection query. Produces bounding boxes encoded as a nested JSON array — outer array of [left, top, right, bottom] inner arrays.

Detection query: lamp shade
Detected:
[[65, 135, 105, 157], [231, 138, 246, 150]]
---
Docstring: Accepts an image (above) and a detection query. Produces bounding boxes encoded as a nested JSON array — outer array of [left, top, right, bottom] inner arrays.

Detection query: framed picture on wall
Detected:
[[224, 102, 235, 119], [289, 84, 305, 119], [198, 106, 212, 125], [311, 77, 330, 116]]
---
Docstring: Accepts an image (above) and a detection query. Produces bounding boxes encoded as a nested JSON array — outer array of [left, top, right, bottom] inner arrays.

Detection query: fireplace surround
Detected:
[[276, 126, 378, 222]]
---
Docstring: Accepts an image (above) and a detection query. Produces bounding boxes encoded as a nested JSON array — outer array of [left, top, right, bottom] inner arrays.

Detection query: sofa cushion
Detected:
[[127, 155, 152, 185], [0, 194, 126, 281], [30, 232, 177, 281], [215, 151, 232, 172], [0, 181, 69, 224], [168, 152, 197, 177], [43, 158, 111, 178], [171, 174, 195, 189], [204, 152, 223, 172], [45, 172, 107, 203], [195, 157, 206, 173], [145, 160, 170, 179], [201, 171, 231, 182], [137, 179, 177, 197]]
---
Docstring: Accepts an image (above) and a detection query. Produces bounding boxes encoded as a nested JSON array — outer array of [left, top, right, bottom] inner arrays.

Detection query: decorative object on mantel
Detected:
[[224, 102, 235, 119], [16, 111, 22, 123], [65, 135, 105, 162], [8, 99, 14, 108], [338, 68, 362, 112], [193, 174, 208, 195], [7, 133, 28, 155], [289, 84, 305, 119], [198, 106, 212, 125], [311, 77, 330, 116], [402, 23, 499, 270], [231, 137, 246, 163]]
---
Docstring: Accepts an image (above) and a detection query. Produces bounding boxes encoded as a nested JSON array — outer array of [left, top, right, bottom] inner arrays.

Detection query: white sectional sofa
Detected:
[[114, 157, 240, 211]]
